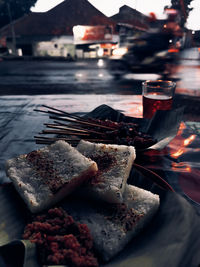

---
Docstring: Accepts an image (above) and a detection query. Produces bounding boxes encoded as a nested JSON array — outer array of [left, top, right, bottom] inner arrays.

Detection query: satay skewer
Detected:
[[44, 123, 109, 136], [34, 105, 116, 130]]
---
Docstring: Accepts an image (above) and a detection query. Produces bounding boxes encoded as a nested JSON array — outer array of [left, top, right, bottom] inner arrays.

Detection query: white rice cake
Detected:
[[76, 140, 136, 203], [63, 184, 160, 262], [5, 140, 98, 213]]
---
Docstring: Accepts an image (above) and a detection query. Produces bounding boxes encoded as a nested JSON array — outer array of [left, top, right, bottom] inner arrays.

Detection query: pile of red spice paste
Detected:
[[23, 207, 98, 266]]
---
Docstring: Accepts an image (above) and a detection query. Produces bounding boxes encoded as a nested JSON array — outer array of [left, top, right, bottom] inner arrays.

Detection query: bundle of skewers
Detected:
[[34, 105, 157, 150]]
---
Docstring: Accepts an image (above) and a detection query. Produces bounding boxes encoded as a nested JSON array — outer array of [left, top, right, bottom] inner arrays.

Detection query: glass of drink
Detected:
[[142, 80, 176, 119]]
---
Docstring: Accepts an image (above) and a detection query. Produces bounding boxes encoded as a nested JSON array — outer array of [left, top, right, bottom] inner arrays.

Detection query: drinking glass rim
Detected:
[[142, 80, 176, 88]]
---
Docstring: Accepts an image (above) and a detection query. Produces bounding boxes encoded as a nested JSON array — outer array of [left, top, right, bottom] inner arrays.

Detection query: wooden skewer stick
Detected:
[[44, 123, 88, 133], [52, 120, 92, 131], [40, 129, 90, 136], [51, 120, 105, 134], [34, 136, 80, 141], [36, 140, 54, 144], [41, 104, 88, 121], [44, 123, 109, 136], [34, 136, 53, 139], [49, 115, 115, 130], [34, 107, 88, 123], [35, 104, 116, 130], [35, 108, 115, 131], [34, 109, 65, 117]]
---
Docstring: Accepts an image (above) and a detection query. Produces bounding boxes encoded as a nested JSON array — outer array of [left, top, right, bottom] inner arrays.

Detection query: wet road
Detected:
[[0, 49, 198, 92], [0, 48, 200, 96], [0, 48, 200, 120], [0, 58, 144, 95]]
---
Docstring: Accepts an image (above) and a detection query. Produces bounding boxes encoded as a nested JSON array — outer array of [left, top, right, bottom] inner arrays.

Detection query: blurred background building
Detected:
[[0, 0, 195, 59], [0, 0, 152, 59]]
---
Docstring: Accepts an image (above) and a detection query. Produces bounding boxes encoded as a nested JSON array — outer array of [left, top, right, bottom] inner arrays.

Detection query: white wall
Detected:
[[34, 36, 75, 57]]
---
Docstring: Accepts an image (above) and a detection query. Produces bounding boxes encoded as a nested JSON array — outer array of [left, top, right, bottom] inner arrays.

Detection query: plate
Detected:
[[0, 165, 200, 267], [0, 105, 198, 267], [132, 163, 174, 192]]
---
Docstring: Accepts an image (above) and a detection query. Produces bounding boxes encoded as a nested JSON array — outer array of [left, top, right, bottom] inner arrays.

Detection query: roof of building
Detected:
[[0, 0, 116, 37], [110, 5, 149, 31]]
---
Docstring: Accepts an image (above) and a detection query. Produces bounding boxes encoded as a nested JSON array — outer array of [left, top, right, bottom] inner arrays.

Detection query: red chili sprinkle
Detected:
[[26, 151, 64, 194], [23, 207, 98, 267]]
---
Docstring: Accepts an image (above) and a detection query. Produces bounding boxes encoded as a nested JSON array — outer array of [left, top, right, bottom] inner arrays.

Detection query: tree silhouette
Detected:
[[0, 0, 37, 29], [171, 0, 193, 26]]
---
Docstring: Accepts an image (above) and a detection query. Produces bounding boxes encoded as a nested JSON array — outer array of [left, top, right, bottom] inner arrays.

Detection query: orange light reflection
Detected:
[[171, 162, 192, 172], [183, 135, 196, 146], [171, 148, 185, 158], [170, 134, 196, 159], [185, 166, 191, 172], [177, 122, 186, 135]]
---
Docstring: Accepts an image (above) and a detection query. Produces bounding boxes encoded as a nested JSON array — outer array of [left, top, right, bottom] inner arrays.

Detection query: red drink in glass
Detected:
[[143, 94, 173, 119], [142, 80, 176, 119]]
